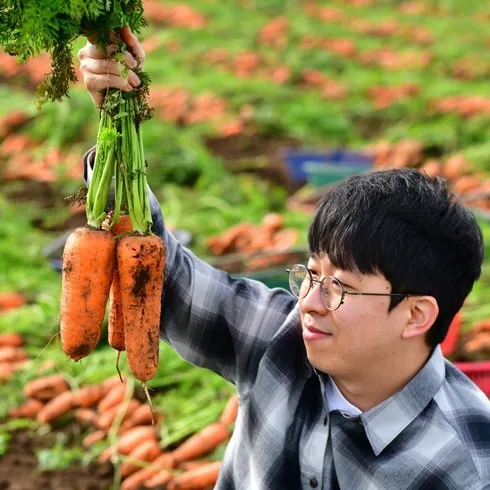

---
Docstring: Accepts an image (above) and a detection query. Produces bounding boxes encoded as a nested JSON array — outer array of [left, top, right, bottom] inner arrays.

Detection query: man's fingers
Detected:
[[120, 26, 146, 68], [78, 41, 107, 61], [84, 73, 133, 95]]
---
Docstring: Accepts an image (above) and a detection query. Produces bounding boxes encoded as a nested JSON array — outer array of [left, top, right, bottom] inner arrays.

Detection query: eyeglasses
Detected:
[[287, 264, 412, 311]]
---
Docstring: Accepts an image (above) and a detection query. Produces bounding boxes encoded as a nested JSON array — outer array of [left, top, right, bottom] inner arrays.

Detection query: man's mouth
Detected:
[[303, 322, 333, 341]]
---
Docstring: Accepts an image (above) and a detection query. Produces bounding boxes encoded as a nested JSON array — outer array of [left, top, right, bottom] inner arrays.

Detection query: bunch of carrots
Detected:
[[1, 0, 167, 388], [9, 372, 238, 490]]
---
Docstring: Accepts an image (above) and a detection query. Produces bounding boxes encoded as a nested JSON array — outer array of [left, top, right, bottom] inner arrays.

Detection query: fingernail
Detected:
[[129, 73, 141, 86]]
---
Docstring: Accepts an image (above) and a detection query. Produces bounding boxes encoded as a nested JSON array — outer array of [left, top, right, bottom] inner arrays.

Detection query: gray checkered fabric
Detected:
[[84, 149, 490, 489]]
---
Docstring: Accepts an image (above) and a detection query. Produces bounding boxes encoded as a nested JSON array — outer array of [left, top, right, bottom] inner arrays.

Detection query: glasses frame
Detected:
[[286, 264, 413, 311]]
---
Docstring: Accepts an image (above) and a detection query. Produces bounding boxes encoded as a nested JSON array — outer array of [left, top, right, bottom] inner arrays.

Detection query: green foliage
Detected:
[[0, 0, 148, 105]]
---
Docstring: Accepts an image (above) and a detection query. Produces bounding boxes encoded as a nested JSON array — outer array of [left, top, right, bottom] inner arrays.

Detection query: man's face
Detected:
[[299, 254, 408, 378]]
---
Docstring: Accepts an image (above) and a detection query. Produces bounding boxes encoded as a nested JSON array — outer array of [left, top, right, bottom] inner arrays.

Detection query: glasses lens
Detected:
[[322, 276, 344, 311], [289, 265, 311, 298]]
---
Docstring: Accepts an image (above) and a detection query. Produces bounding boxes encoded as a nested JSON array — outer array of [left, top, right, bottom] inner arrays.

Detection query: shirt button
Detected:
[[309, 477, 318, 488]]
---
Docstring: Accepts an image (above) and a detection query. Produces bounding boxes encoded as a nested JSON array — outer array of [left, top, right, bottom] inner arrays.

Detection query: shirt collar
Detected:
[[361, 345, 446, 456]]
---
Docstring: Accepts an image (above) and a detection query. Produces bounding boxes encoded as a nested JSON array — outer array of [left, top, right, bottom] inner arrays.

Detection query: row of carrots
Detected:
[[7, 369, 238, 490], [0, 332, 28, 383]]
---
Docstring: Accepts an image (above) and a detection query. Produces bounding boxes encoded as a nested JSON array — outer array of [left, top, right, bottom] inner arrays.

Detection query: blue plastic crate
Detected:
[[282, 148, 373, 183]]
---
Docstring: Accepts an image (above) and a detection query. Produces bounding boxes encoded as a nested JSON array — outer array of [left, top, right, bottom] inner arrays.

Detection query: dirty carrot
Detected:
[[166, 461, 222, 490], [117, 234, 165, 383], [24, 374, 69, 401], [108, 214, 133, 380], [120, 439, 162, 477], [37, 390, 75, 424], [171, 422, 230, 464], [60, 227, 116, 361]]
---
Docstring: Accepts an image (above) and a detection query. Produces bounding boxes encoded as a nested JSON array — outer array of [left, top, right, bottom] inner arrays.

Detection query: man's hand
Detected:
[[78, 26, 146, 108]]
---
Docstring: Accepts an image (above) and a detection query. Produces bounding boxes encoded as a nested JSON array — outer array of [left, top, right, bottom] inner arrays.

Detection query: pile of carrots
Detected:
[[0, 332, 27, 382], [206, 213, 298, 262], [142, 0, 207, 29], [8, 372, 238, 490]]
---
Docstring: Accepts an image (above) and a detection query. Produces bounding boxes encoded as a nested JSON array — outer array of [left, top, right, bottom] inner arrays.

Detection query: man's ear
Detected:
[[401, 296, 439, 340]]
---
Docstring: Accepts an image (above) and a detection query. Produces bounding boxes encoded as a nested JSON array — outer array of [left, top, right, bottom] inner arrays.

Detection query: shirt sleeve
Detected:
[[82, 147, 298, 391]]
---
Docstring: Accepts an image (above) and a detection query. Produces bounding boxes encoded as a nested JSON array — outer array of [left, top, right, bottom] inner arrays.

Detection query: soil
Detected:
[[0, 431, 114, 490]]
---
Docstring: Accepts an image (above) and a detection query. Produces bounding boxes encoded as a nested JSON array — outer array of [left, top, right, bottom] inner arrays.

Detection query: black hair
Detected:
[[308, 168, 484, 349]]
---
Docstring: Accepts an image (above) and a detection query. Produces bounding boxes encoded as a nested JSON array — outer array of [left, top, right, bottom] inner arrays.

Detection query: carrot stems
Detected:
[[86, 110, 119, 229]]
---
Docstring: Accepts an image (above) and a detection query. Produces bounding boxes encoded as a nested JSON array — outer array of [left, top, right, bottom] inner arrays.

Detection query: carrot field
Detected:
[[1, 0, 490, 488]]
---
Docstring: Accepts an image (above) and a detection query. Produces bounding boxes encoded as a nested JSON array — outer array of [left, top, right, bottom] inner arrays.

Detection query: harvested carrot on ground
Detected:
[[0, 292, 26, 311], [0, 333, 24, 347], [96, 399, 140, 431], [119, 439, 162, 477], [171, 422, 231, 464], [73, 384, 108, 408], [120, 403, 157, 432], [166, 461, 222, 490], [0, 346, 26, 363], [74, 408, 98, 426], [37, 390, 75, 424], [24, 374, 69, 401], [83, 430, 107, 448], [99, 425, 159, 464], [8, 398, 44, 419], [98, 382, 128, 412], [120, 454, 173, 490]]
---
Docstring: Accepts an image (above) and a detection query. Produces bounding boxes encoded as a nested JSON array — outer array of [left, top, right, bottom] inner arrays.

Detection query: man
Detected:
[[79, 28, 490, 489]]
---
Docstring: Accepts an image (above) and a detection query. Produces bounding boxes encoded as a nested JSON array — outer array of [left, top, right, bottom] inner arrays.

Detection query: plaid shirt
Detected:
[[84, 150, 490, 490]]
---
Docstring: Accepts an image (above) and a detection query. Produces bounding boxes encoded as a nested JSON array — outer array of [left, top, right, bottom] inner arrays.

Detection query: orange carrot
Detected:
[[37, 390, 75, 424], [74, 408, 97, 425], [166, 461, 221, 490], [178, 461, 212, 471], [121, 461, 172, 490], [0, 363, 14, 382], [24, 374, 69, 401], [103, 374, 127, 390], [120, 403, 156, 432], [120, 439, 162, 477], [0, 292, 26, 311], [0, 333, 24, 347], [98, 382, 127, 412], [96, 399, 140, 430], [83, 429, 107, 448], [73, 384, 107, 408], [108, 214, 133, 352], [219, 394, 238, 426], [171, 423, 230, 464], [60, 227, 116, 361], [99, 425, 159, 464], [143, 469, 174, 488], [8, 398, 44, 419], [117, 234, 165, 382], [0, 346, 26, 363]]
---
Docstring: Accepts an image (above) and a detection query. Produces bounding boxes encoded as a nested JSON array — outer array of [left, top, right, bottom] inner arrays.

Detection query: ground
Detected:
[[0, 432, 114, 490]]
